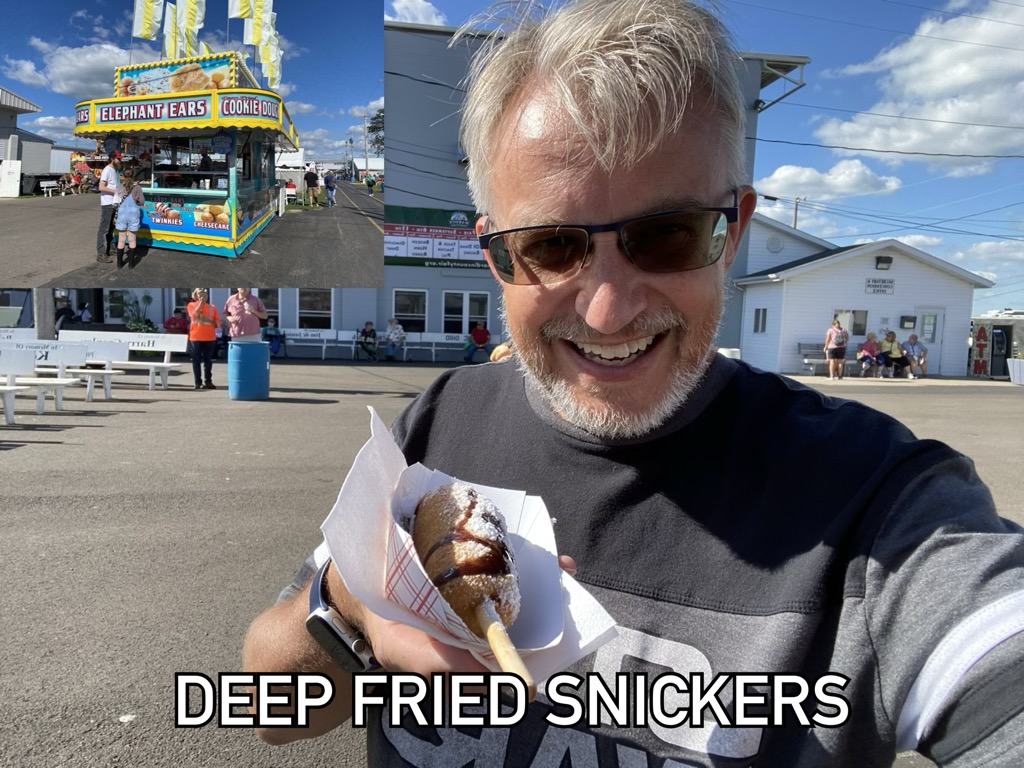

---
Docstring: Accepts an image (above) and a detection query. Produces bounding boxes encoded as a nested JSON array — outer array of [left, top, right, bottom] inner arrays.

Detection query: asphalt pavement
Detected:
[[1, 362, 1020, 767], [0, 184, 384, 289]]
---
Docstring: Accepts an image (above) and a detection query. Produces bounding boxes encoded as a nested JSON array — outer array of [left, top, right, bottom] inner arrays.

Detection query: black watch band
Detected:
[[305, 560, 379, 673]]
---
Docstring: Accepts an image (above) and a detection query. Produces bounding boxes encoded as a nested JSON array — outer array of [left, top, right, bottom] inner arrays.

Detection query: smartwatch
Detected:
[[305, 560, 380, 673]]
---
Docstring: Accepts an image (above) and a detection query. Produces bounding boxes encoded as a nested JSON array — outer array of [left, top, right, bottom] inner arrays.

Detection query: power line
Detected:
[[752, 136, 1024, 159], [727, 0, 1024, 53], [881, 0, 1024, 29], [776, 101, 1024, 132]]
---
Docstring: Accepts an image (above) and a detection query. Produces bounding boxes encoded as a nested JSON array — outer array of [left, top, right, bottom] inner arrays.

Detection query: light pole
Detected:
[[362, 114, 369, 181]]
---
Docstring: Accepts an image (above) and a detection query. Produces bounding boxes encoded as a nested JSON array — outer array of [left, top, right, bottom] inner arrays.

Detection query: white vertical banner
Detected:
[[227, 0, 252, 19], [258, 25, 281, 89], [162, 2, 178, 59], [132, 0, 165, 41], [177, 0, 206, 58], [244, 0, 273, 47]]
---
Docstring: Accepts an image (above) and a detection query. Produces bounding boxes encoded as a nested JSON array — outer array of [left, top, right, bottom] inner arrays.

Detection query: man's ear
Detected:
[[475, 215, 488, 236], [722, 184, 758, 270]]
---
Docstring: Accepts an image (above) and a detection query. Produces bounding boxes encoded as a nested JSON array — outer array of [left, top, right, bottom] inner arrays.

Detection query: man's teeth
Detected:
[[575, 335, 655, 361]]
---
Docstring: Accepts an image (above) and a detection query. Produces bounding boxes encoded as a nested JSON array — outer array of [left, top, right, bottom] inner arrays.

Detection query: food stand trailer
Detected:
[[73, 51, 298, 258]]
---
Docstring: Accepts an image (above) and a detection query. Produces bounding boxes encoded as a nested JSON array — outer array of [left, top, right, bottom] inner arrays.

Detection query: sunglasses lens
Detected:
[[622, 211, 728, 273], [489, 228, 588, 285]]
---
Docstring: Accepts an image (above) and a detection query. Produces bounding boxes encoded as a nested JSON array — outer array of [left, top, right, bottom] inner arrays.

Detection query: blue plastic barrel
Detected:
[[227, 341, 270, 400]]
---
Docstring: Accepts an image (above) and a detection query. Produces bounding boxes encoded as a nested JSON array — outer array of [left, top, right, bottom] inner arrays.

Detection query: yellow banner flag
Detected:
[[132, 0, 164, 41], [228, 0, 252, 19], [162, 2, 178, 59]]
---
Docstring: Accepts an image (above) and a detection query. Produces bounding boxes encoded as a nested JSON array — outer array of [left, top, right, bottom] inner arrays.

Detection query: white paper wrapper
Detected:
[[321, 407, 618, 681]]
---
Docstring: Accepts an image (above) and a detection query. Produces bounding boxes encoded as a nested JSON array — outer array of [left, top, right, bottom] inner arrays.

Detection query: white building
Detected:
[[736, 214, 992, 376]]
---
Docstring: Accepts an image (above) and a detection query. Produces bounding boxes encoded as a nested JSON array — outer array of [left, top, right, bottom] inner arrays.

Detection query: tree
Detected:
[[368, 108, 384, 156]]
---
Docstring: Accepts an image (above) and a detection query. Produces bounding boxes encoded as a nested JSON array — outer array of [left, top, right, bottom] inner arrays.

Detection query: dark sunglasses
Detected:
[[479, 190, 739, 285]]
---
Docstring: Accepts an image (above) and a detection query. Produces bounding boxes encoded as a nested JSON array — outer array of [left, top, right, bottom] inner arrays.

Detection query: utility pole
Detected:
[[362, 113, 369, 180], [793, 197, 806, 229]]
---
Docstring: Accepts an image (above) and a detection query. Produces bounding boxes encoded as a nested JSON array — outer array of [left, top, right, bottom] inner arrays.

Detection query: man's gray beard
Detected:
[[501, 301, 722, 440]]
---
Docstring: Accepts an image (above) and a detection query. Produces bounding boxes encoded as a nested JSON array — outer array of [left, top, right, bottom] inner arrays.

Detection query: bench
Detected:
[[402, 332, 503, 362], [797, 342, 860, 377], [0, 348, 32, 424], [40, 180, 60, 197], [59, 330, 187, 390], [59, 341, 131, 401], [0, 345, 79, 416], [278, 328, 337, 359]]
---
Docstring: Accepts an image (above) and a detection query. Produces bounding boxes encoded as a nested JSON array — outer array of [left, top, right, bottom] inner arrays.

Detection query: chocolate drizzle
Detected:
[[421, 490, 513, 588]]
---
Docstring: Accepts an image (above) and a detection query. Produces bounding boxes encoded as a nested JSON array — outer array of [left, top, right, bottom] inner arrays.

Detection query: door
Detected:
[[916, 308, 944, 375]]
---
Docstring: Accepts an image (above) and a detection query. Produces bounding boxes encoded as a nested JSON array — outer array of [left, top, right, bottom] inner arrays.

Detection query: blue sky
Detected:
[[385, 0, 1024, 315], [1, 0, 383, 163]]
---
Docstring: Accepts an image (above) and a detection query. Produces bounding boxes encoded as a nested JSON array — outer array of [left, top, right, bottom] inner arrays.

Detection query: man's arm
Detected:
[[242, 562, 355, 744], [243, 558, 488, 745]]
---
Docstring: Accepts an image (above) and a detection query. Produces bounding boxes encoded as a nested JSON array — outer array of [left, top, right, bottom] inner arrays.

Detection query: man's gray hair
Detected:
[[456, 0, 747, 214]]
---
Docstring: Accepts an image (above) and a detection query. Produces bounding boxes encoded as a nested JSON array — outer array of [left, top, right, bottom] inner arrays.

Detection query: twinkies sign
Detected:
[[94, 96, 211, 125]]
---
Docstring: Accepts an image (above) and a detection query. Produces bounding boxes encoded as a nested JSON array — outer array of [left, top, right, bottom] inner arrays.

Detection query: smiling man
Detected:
[[243, 2, 1024, 765]]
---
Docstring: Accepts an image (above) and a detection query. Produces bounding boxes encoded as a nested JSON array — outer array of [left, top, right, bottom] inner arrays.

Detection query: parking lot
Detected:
[[0, 361, 1019, 767], [0, 184, 384, 290]]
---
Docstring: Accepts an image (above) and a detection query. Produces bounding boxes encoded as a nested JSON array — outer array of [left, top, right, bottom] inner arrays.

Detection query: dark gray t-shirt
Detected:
[[299, 357, 1024, 766]]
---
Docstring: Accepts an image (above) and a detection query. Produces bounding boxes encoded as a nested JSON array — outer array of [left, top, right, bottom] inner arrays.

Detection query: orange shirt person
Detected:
[[186, 288, 221, 390]]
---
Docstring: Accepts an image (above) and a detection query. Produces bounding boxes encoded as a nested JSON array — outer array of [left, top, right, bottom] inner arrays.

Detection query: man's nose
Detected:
[[573, 234, 648, 334]]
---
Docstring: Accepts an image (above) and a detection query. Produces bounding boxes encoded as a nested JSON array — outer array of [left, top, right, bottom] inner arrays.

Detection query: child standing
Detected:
[[114, 169, 145, 269]]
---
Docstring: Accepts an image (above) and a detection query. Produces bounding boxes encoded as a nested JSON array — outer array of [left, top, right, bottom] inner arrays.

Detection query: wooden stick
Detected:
[[475, 600, 536, 701]]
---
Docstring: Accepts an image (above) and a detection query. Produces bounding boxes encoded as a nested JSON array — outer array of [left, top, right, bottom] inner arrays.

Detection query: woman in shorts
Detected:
[[824, 319, 849, 380], [113, 169, 145, 270]]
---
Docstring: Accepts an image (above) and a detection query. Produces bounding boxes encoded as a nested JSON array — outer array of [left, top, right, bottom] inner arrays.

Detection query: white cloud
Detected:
[[20, 41, 162, 99], [755, 159, 901, 199], [286, 101, 317, 115], [347, 97, 384, 118], [815, 2, 1024, 175], [386, 0, 447, 25], [888, 234, 943, 251], [25, 115, 76, 130], [1, 57, 48, 88], [276, 82, 295, 97]]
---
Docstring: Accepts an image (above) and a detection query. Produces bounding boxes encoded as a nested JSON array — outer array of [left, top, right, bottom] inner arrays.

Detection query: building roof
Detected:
[[2, 127, 55, 146], [737, 238, 994, 289], [353, 157, 384, 172], [0, 86, 42, 115]]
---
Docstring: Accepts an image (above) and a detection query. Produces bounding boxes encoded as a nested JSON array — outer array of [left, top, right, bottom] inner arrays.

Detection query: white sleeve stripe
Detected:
[[313, 539, 330, 568], [895, 589, 1024, 751]]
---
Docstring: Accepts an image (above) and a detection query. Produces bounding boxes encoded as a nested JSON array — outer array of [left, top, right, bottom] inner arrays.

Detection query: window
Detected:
[[442, 291, 491, 334], [173, 288, 193, 313], [298, 289, 331, 329], [753, 307, 767, 334], [256, 289, 279, 318], [106, 290, 131, 320], [394, 289, 427, 333], [833, 309, 867, 336]]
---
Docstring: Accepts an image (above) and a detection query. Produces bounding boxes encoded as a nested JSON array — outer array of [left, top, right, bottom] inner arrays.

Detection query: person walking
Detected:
[[364, 174, 375, 196], [323, 170, 337, 208], [304, 165, 320, 206], [186, 288, 220, 390], [824, 318, 849, 380], [95, 151, 121, 262]]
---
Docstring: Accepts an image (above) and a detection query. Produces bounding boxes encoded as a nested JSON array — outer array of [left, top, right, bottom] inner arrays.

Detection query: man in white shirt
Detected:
[[95, 152, 121, 263]]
